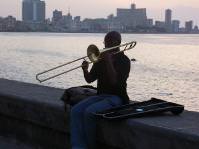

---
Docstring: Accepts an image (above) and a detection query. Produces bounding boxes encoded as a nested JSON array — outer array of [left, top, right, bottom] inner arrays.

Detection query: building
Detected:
[[165, 9, 172, 32], [116, 4, 147, 29], [107, 14, 122, 32], [193, 25, 199, 33], [22, 0, 45, 23], [146, 19, 153, 27], [74, 16, 81, 24], [5, 16, 17, 29], [34, 0, 45, 22], [185, 21, 193, 32], [0, 17, 3, 31], [0, 16, 17, 31], [81, 18, 108, 32], [172, 20, 180, 33], [22, 0, 34, 22], [155, 21, 165, 28], [62, 13, 73, 29], [52, 10, 62, 23], [71, 16, 81, 31]]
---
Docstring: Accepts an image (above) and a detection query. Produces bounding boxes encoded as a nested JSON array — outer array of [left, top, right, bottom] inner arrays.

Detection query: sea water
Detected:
[[0, 32, 198, 111]]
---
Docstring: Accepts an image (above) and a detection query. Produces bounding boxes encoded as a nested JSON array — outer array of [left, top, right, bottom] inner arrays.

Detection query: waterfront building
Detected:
[[62, 13, 73, 29], [116, 4, 147, 29], [72, 16, 81, 31], [52, 10, 63, 23], [172, 20, 180, 33], [1, 16, 17, 31], [185, 21, 193, 32], [179, 27, 185, 33], [22, 0, 45, 23], [107, 14, 122, 32], [165, 9, 172, 32], [74, 16, 81, 24], [146, 19, 153, 27], [81, 18, 108, 32], [193, 25, 199, 33], [0, 17, 3, 31], [22, 0, 33, 22], [35, 0, 45, 22], [155, 21, 165, 28]]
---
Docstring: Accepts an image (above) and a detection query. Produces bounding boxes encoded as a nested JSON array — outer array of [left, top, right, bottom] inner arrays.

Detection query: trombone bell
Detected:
[[87, 44, 100, 63]]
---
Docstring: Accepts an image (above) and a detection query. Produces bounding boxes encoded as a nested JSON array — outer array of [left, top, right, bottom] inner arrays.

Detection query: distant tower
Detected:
[[131, 3, 136, 9], [22, 0, 34, 22], [172, 20, 180, 33], [22, 0, 45, 22], [185, 21, 193, 32], [165, 9, 172, 32], [34, 0, 45, 22]]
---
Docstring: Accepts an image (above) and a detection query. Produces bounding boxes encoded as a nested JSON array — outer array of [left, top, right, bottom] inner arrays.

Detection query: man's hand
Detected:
[[82, 60, 89, 71]]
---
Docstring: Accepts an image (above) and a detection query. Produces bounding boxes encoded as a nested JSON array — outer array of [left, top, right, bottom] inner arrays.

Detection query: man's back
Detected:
[[90, 52, 131, 104]]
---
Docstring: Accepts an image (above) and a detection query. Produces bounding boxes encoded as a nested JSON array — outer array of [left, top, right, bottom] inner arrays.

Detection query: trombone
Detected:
[[36, 41, 137, 83]]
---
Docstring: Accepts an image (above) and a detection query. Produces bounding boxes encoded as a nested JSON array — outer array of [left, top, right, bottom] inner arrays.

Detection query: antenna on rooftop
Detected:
[[66, 0, 71, 15], [131, 0, 136, 9], [68, 6, 70, 14], [131, 0, 135, 4]]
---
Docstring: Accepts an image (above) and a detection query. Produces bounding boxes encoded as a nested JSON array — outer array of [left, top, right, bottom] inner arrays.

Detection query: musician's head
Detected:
[[104, 31, 121, 49]]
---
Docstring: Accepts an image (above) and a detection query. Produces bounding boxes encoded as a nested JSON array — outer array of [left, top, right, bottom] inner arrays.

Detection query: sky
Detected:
[[0, 0, 199, 26]]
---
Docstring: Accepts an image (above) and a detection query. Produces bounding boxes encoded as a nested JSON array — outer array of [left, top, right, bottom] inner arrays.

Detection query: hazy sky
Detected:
[[0, 0, 199, 25]]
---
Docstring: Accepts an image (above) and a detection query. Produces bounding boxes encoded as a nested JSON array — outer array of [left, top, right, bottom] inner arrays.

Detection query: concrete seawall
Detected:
[[0, 78, 199, 149], [0, 79, 69, 149]]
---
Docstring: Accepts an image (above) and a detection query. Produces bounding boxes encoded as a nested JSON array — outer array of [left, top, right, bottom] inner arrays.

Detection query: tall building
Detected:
[[116, 4, 147, 29], [34, 0, 45, 22], [172, 20, 180, 33], [22, 0, 34, 22], [165, 9, 172, 32], [22, 0, 45, 22], [185, 21, 193, 32]]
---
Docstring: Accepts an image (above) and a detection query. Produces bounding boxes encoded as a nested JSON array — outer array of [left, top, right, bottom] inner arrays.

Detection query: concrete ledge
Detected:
[[97, 111, 199, 149], [0, 78, 199, 149], [0, 79, 70, 149], [0, 79, 68, 132]]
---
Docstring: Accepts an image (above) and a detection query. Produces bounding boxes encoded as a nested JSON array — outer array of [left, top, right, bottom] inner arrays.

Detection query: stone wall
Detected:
[[0, 78, 199, 149]]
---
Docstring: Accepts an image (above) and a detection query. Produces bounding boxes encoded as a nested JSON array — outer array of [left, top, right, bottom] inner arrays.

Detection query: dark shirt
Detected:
[[89, 52, 131, 104]]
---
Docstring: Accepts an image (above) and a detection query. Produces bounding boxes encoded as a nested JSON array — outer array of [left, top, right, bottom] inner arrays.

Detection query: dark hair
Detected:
[[104, 31, 121, 48]]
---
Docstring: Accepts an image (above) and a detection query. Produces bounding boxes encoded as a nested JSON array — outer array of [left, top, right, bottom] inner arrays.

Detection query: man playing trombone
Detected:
[[70, 31, 131, 149]]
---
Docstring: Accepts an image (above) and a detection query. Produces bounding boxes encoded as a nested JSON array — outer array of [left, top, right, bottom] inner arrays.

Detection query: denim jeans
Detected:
[[70, 95, 122, 149]]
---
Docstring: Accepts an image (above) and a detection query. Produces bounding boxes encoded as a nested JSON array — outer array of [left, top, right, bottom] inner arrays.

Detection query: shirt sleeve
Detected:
[[89, 62, 98, 82]]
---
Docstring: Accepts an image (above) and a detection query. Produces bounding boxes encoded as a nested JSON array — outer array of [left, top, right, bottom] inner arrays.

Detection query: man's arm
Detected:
[[82, 61, 97, 83]]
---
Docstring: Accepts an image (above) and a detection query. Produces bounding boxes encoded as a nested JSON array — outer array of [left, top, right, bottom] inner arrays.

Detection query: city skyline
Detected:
[[0, 0, 199, 26], [1, 1, 198, 33]]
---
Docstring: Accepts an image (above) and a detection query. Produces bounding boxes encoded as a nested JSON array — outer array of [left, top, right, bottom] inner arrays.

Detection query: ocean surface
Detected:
[[0, 32, 198, 111]]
